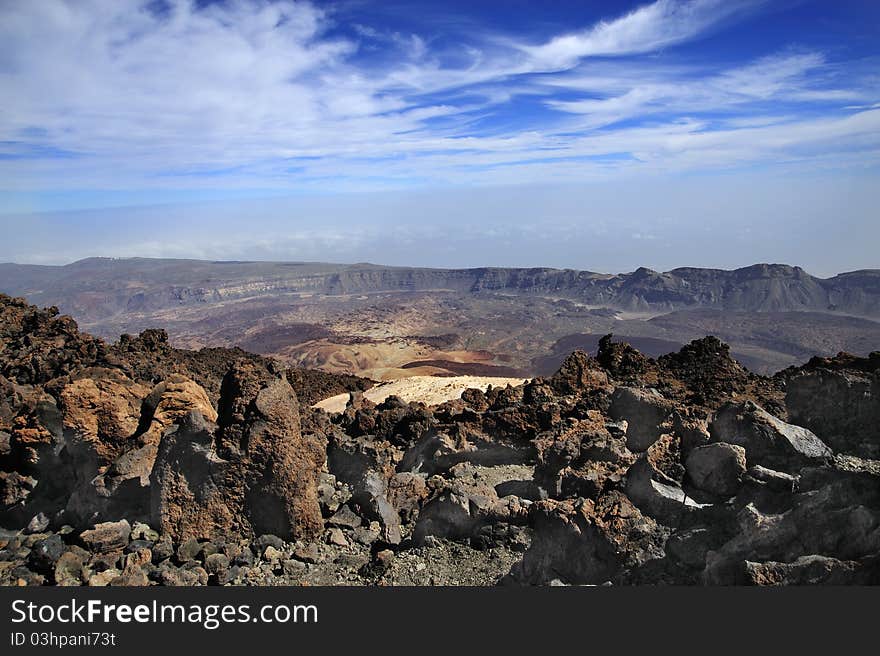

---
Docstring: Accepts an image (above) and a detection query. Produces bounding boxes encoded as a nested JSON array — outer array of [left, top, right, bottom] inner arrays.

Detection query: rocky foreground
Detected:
[[1, 294, 878, 586]]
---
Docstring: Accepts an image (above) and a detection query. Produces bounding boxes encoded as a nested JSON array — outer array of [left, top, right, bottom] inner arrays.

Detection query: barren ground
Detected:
[[313, 374, 529, 413]]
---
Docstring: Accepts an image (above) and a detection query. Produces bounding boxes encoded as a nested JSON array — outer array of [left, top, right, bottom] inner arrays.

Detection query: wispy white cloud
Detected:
[[520, 0, 764, 69], [0, 0, 876, 198]]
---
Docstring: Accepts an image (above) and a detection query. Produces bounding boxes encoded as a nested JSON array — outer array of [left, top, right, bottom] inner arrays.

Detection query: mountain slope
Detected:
[[2, 258, 879, 322]]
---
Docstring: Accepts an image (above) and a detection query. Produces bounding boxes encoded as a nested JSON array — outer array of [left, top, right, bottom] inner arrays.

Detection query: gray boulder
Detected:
[[609, 387, 672, 452], [711, 401, 831, 471], [624, 456, 710, 524], [786, 369, 880, 459], [686, 443, 747, 497]]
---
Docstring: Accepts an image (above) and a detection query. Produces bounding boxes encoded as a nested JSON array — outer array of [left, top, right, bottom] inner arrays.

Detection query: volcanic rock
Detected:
[[609, 387, 673, 452], [386, 472, 429, 523], [28, 534, 66, 573], [328, 505, 362, 530], [595, 334, 651, 381], [658, 336, 751, 406], [711, 401, 832, 471], [54, 551, 85, 586], [786, 360, 880, 459], [140, 375, 218, 445], [25, 512, 50, 533], [685, 443, 747, 497], [533, 412, 633, 499], [327, 431, 401, 544], [151, 364, 325, 542], [625, 456, 710, 524], [413, 476, 528, 545], [79, 519, 132, 554], [549, 351, 609, 396], [743, 554, 879, 585], [0, 297, 109, 386], [508, 492, 667, 585]]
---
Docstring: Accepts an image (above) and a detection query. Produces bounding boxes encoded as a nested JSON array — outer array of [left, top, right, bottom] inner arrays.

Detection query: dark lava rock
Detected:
[[549, 351, 609, 396], [711, 401, 831, 471], [28, 534, 66, 573], [685, 443, 747, 497], [785, 354, 880, 459]]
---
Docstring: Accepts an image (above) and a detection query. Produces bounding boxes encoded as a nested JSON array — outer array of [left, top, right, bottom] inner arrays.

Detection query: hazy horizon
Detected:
[[1, 170, 878, 277]]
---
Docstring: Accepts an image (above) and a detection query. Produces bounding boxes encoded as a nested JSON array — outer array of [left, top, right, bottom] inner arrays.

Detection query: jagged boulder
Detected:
[[59, 368, 150, 465], [150, 362, 325, 542], [595, 334, 651, 381], [625, 456, 711, 524], [5, 391, 64, 504], [386, 472, 429, 524], [149, 412, 237, 542], [54, 369, 150, 523], [711, 401, 832, 471], [460, 387, 490, 412], [63, 373, 217, 525], [549, 351, 609, 396], [140, 375, 218, 444], [658, 336, 752, 406], [0, 471, 36, 509], [400, 426, 532, 474], [79, 519, 131, 554], [704, 465, 880, 584], [506, 492, 667, 585], [0, 296, 109, 386], [609, 387, 673, 452], [327, 431, 402, 544], [533, 412, 633, 499], [673, 412, 711, 455], [743, 554, 879, 585], [786, 367, 880, 459], [685, 443, 747, 497]]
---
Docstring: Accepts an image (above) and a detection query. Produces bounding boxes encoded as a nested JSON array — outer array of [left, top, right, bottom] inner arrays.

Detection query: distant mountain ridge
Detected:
[[1, 258, 879, 322]]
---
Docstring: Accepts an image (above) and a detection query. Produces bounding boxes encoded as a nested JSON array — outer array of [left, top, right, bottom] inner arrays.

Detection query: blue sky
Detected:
[[0, 0, 878, 274]]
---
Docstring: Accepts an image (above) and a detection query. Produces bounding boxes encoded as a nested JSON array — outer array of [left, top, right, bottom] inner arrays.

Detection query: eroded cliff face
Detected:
[[1, 294, 878, 587], [3, 259, 880, 323]]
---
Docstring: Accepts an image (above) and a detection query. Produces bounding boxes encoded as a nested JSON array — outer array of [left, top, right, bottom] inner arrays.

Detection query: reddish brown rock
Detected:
[[60, 369, 149, 460], [62, 373, 217, 525], [533, 412, 634, 499], [595, 334, 652, 382], [387, 472, 429, 523], [150, 362, 325, 543], [140, 374, 218, 445], [549, 351, 609, 396]]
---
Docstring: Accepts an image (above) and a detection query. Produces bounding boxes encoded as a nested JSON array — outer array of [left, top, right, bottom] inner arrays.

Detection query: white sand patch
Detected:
[[313, 375, 529, 414]]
